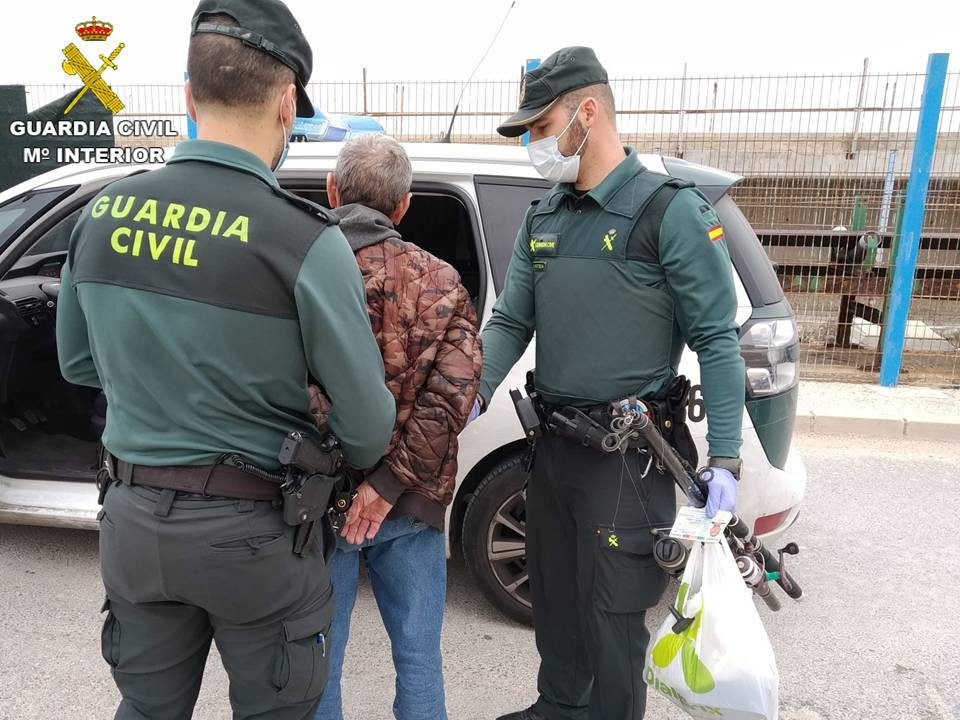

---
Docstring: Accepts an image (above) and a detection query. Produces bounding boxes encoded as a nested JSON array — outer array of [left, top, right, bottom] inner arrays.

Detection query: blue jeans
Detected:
[[314, 515, 448, 720]]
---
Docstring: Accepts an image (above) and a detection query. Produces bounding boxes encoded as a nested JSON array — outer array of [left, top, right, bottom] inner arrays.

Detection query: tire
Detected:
[[462, 450, 533, 626]]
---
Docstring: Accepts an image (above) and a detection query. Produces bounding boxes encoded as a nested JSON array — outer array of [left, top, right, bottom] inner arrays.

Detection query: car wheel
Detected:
[[462, 450, 533, 626]]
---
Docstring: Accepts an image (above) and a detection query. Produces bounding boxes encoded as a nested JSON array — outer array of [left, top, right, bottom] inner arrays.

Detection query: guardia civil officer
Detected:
[[477, 47, 745, 720], [56, 1, 396, 717]]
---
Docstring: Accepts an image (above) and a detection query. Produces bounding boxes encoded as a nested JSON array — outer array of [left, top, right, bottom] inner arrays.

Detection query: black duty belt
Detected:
[[515, 371, 695, 463], [105, 453, 282, 501], [539, 402, 648, 452]]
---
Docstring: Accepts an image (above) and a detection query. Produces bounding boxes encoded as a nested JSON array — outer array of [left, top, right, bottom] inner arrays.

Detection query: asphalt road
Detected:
[[1, 434, 959, 720]]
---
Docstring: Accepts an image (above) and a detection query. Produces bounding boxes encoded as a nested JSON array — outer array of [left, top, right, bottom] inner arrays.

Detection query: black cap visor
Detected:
[[496, 98, 559, 137]]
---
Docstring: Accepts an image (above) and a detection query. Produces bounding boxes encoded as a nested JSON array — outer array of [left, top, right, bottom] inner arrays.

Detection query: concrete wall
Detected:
[[624, 132, 960, 179], [617, 132, 960, 234], [730, 176, 960, 233]]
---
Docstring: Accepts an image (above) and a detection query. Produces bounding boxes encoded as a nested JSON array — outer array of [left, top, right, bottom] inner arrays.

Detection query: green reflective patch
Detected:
[[529, 233, 558, 255], [601, 227, 617, 252]]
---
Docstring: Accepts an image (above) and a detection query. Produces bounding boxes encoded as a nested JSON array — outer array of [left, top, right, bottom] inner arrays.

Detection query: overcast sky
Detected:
[[3, 0, 958, 88]]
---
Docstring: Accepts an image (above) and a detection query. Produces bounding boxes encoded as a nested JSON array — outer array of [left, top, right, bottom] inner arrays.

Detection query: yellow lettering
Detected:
[[148, 232, 172, 261], [211, 210, 226, 236], [110, 226, 131, 254], [111, 195, 135, 219], [185, 207, 211, 233], [222, 215, 249, 243], [91, 195, 110, 218], [132, 229, 143, 257], [163, 203, 186, 229], [183, 239, 199, 267], [172, 236, 183, 264], [132, 198, 158, 225]]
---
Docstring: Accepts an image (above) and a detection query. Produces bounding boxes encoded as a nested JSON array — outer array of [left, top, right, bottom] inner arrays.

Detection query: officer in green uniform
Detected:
[[478, 47, 745, 720], [55, 2, 396, 717]]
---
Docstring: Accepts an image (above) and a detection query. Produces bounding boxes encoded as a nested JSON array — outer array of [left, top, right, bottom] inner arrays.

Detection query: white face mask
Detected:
[[272, 97, 291, 174], [526, 104, 590, 183]]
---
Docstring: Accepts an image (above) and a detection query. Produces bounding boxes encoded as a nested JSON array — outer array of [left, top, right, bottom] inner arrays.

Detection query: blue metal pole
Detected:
[[879, 53, 949, 387], [520, 58, 540, 147], [184, 71, 197, 140]]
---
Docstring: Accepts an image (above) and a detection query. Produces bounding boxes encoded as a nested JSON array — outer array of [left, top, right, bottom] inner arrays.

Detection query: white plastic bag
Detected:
[[645, 540, 779, 719]]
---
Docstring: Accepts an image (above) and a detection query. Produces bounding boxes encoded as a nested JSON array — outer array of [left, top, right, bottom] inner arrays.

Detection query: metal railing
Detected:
[[20, 68, 960, 386]]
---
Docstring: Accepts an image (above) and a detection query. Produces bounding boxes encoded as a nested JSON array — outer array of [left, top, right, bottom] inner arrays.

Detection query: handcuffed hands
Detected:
[[341, 481, 394, 545]]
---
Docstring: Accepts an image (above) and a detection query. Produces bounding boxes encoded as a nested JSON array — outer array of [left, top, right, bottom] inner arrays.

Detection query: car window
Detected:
[[23, 208, 83, 257], [0, 207, 28, 240], [714, 195, 784, 307], [475, 176, 550, 294], [0, 188, 75, 253]]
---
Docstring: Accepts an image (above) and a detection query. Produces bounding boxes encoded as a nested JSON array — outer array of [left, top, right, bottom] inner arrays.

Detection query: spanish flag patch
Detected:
[[707, 225, 725, 242]]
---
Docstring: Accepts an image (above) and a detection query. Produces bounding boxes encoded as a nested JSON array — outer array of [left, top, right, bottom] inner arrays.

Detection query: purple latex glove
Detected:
[[466, 398, 482, 425], [704, 467, 738, 518]]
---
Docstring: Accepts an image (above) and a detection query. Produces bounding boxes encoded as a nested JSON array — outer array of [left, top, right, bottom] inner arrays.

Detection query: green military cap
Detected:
[[191, 0, 315, 117], [497, 46, 609, 137]]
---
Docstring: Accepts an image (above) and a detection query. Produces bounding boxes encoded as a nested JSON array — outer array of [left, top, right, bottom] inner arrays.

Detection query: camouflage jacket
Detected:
[[309, 203, 482, 528]]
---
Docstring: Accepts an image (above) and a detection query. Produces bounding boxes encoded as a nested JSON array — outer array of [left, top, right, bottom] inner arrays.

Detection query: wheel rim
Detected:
[[485, 488, 530, 609]]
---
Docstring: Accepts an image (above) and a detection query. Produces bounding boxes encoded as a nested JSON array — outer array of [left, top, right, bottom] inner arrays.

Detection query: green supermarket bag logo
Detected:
[[651, 582, 716, 695], [644, 667, 724, 716]]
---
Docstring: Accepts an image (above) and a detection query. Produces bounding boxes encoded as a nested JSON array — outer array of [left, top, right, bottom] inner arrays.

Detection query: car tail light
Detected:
[[753, 508, 792, 536], [739, 318, 799, 397]]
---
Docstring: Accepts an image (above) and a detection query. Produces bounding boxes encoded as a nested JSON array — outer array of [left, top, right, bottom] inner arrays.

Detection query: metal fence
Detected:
[[20, 67, 960, 387]]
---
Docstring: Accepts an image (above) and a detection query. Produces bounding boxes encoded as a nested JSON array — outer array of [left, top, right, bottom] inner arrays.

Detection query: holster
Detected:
[[278, 430, 348, 557], [284, 472, 341, 557], [545, 406, 612, 452]]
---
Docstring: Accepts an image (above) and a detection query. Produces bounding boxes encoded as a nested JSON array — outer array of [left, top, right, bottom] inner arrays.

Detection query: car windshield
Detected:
[[0, 207, 29, 242], [0, 188, 75, 254]]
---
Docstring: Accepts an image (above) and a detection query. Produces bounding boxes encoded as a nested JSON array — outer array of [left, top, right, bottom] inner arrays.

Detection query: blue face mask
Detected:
[[272, 98, 291, 174]]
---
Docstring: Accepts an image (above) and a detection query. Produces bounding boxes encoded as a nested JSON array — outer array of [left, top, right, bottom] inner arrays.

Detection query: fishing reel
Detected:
[[729, 535, 800, 611], [651, 523, 801, 612]]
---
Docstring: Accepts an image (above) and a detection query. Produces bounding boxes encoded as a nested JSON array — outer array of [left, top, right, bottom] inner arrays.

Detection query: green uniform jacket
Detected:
[[480, 148, 744, 459], [57, 140, 396, 470]]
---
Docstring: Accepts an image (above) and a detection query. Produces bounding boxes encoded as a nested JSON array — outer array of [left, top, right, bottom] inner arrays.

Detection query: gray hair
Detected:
[[333, 135, 412, 217]]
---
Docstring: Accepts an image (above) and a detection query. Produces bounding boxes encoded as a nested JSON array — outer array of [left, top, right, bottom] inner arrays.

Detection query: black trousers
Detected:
[[98, 481, 335, 720], [527, 432, 676, 720]]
